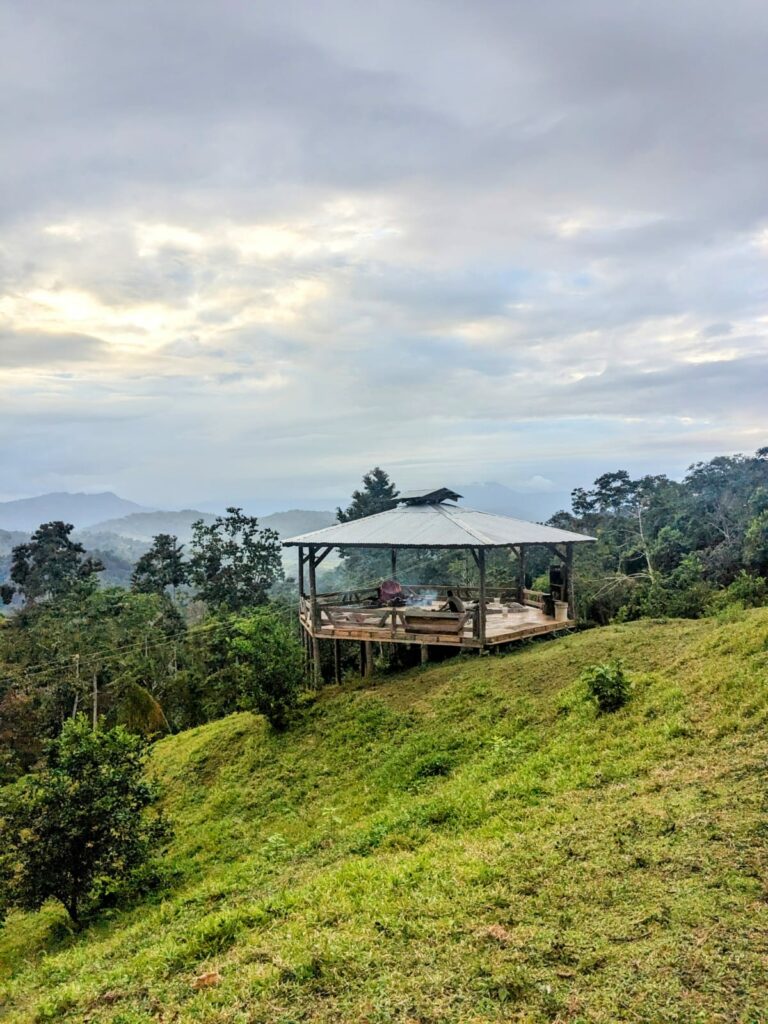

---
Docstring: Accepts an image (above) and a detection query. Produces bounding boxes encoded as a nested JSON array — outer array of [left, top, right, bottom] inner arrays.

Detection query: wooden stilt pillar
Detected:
[[421, 644, 429, 665], [298, 545, 305, 598], [391, 548, 397, 578], [359, 641, 366, 677], [477, 547, 487, 647], [312, 636, 321, 686], [334, 639, 342, 685], [364, 641, 374, 677], [308, 548, 321, 687], [517, 545, 526, 604], [565, 543, 575, 620]]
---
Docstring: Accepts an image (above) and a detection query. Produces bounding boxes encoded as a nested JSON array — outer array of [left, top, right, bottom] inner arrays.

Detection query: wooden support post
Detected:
[[312, 636, 321, 687], [307, 547, 321, 686], [298, 546, 305, 598], [359, 640, 366, 677], [517, 545, 526, 604], [364, 641, 374, 677], [334, 639, 342, 685], [308, 547, 319, 633], [391, 548, 397, 578], [565, 543, 575, 620], [421, 644, 429, 665], [477, 547, 487, 646]]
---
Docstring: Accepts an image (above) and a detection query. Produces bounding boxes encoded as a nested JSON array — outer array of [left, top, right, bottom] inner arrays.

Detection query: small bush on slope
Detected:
[[1, 611, 768, 1022], [581, 661, 631, 713]]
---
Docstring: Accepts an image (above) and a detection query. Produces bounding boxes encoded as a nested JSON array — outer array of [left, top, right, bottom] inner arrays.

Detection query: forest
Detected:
[[1, 448, 767, 782]]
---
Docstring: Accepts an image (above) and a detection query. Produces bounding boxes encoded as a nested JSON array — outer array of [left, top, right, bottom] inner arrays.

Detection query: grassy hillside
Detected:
[[2, 610, 768, 1022]]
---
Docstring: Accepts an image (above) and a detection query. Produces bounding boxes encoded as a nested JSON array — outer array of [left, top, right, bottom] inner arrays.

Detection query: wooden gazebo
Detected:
[[283, 488, 595, 681]]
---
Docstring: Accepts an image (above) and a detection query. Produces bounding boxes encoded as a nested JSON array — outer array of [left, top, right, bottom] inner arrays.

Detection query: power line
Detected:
[[0, 616, 245, 689]]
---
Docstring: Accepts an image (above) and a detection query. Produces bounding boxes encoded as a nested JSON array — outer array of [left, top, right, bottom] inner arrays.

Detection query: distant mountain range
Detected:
[[0, 492, 335, 541], [0, 487, 570, 595], [78, 508, 335, 546], [0, 491, 153, 532], [0, 495, 337, 592]]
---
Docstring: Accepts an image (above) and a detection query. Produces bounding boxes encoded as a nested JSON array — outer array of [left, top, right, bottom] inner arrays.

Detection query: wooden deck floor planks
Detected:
[[300, 606, 573, 648]]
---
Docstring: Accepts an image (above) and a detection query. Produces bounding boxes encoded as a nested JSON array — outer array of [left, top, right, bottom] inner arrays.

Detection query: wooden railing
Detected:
[[307, 583, 546, 605], [299, 585, 550, 640]]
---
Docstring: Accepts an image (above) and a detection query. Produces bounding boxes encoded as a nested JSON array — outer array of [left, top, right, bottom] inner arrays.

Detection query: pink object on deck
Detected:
[[379, 579, 403, 603]]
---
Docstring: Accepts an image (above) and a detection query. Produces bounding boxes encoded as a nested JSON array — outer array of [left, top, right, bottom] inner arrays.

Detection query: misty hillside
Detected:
[[260, 508, 336, 538], [0, 505, 336, 595], [0, 492, 152, 532], [82, 509, 217, 543], [83, 508, 335, 545], [0, 530, 27, 556]]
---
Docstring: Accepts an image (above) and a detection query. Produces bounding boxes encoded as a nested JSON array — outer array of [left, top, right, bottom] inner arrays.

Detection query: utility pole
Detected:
[[72, 654, 80, 719]]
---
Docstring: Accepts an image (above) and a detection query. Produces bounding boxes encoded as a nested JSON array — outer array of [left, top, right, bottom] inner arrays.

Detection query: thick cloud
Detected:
[[0, 330, 107, 368], [0, 0, 767, 505]]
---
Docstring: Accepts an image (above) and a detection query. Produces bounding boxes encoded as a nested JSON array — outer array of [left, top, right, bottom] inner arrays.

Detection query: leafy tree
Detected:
[[335, 469, 399, 584], [131, 534, 188, 595], [337, 467, 399, 522], [550, 448, 768, 623], [189, 508, 283, 612], [0, 717, 170, 927], [638, 553, 712, 619], [6, 522, 104, 605], [571, 471, 676, 583], [228, 607, 304, 730], [744, 508, 768, 576]]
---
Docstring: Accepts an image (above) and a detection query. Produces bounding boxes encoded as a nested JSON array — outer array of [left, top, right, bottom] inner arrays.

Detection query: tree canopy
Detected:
[[188, 507, 283, 612], [553, 449, 768, 623], [0, 717, 170, 926], [131, 533, 188, 595], [337, 468, 399, 522], [4, 522, 104, 605]]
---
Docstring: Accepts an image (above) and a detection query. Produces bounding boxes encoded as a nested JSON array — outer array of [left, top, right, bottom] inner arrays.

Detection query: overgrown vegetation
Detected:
[[553, 448, 768, 623], [1, 611, 768, 1021], [0, 505, 291, 773]]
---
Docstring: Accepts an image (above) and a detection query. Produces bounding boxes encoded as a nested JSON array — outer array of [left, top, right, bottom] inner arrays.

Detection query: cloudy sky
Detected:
[[2, 0, 767, 510]]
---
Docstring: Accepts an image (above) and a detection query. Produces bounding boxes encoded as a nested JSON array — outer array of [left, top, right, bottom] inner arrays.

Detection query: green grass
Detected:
[[2, 611, 768, 1023]]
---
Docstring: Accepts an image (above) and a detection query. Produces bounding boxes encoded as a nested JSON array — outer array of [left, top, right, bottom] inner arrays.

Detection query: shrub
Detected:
[[229, 607, 304, 730], [581, 661, 630, 714], [729, 571, 767, 607], [641, 555, 712, 619], [0, 717, 170, 927]]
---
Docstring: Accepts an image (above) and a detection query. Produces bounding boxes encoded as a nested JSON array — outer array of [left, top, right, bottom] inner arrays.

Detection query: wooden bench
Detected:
[[400, 610, 469, 635], [321, 606, 392, 629]]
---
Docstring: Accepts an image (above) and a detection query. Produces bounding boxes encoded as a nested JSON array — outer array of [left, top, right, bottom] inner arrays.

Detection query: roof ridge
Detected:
[[455, 505, 549, 526], [434, 502, 493, 545], [284, 503, 397, 542]]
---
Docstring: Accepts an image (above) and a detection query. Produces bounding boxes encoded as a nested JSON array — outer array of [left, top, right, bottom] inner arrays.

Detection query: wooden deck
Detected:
[[299, 587, 574, 648]]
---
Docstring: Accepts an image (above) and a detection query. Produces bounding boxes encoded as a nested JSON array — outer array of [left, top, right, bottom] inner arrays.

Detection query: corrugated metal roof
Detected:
[[283, 502, 595, 549]]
